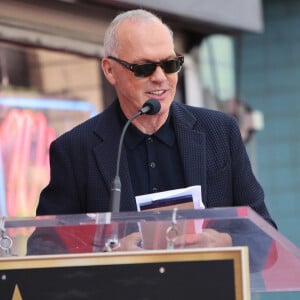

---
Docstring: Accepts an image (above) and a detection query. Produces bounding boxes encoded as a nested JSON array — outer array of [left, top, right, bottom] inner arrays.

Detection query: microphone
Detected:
[[109, 99, 161, 213]]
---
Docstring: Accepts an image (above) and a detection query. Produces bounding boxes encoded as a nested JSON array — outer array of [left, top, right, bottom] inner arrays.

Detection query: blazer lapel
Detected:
[[172, 103, 207, 205], [92, 102, 136, 211]]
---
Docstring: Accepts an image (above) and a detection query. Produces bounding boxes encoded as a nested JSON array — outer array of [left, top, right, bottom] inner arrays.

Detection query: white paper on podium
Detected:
[[135, 185, 204, 212], [135, 186, 205, 249]]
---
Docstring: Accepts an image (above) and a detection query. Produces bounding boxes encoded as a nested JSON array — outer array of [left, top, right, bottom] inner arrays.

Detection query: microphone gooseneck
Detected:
[[109, 99, 161, 213]]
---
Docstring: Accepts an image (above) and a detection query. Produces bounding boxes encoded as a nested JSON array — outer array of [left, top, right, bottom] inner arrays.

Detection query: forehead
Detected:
[[116, 19, 175, 59]]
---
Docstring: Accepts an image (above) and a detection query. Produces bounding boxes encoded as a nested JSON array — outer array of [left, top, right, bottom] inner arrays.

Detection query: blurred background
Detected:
[[0, 1, 299, 297]]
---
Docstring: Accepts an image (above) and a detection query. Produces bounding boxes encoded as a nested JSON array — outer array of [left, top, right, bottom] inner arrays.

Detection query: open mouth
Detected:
[[147, 90, 166, 97]]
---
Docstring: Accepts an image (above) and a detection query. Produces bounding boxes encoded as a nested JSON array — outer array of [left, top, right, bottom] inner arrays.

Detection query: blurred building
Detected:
[[0, 0, 263, 108], [240, 0, 300, 252], [0, 0, 299, 246], [0, 0, 263, 217]]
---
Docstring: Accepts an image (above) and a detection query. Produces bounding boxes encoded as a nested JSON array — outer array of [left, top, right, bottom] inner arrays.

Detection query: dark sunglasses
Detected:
[[108, 55, 184, 78]]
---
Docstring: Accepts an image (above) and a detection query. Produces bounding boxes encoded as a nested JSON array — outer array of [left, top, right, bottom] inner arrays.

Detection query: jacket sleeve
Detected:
[[228, 116, 277, 228], [36, 138, 82, 215]]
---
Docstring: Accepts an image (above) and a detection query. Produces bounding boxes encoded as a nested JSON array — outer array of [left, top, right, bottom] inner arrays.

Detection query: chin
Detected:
[[159, 102, 172, 116], [162, 98, 173, 108]]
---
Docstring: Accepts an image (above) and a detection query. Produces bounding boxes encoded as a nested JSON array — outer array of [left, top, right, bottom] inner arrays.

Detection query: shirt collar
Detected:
[[117, 103, 175, 149]]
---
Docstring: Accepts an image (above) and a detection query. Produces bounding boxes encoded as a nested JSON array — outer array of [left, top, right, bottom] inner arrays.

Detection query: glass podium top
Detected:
[[1, 206, 300, 293]]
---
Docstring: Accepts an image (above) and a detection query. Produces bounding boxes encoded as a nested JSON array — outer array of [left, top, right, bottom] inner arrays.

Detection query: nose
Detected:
[[149, 65, 167, 81]]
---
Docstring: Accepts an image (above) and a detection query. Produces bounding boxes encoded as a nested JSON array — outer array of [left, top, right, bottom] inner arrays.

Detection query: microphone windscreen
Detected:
[[142, 99, 161, 115]]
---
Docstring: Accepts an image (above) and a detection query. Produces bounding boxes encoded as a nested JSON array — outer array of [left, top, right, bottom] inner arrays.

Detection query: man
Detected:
[[36, 9, 276, 249]]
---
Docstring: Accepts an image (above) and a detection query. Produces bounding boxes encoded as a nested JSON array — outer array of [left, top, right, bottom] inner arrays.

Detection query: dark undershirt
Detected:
[[118, 104, 185, 196]]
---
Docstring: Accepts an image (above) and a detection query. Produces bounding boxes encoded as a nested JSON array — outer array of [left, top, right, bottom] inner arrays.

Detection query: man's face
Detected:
[[102, 19, 179, 119]]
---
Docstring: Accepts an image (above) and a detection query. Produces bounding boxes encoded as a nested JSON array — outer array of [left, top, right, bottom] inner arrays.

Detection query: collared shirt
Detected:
[[118, 105, 185, 196]]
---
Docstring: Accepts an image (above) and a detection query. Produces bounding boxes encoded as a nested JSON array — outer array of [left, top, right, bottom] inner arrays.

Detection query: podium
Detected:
[[1, 206, 300, 299]]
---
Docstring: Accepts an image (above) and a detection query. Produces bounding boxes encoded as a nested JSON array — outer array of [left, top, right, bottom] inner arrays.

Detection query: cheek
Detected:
[[170, 75, 179, 89], [118, 71, 141, 88], [115, 73, 139, 95], [167, 76, 179, 100], [117, 78, 146, 107]]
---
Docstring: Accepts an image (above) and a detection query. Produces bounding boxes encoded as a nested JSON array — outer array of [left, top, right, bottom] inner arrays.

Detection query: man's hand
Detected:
[[174, 229, 232, 248], [110, 232, 143, 252], [108, 229, 232, 252]]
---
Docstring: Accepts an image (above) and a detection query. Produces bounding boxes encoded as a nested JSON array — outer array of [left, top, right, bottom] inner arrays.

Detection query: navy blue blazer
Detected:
[[37, 100, 275, 226]]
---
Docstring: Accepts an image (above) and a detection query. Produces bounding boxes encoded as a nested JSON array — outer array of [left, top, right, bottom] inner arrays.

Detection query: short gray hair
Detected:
[[103, 9, 173, 57]]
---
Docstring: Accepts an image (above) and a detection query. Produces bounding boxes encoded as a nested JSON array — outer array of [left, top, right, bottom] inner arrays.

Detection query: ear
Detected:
[[101, 57, 116, 85]]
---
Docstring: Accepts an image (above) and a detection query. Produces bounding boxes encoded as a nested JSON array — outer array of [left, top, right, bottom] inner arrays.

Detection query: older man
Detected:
[[36, 10, 276, 249]]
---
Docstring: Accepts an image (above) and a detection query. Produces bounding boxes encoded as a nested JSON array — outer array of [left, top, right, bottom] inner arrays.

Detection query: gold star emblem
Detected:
[[12, 284, 23, 300]]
